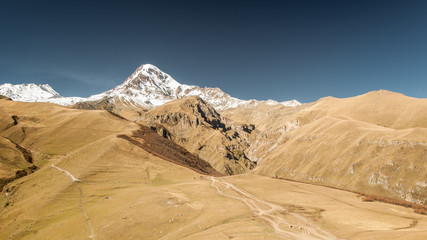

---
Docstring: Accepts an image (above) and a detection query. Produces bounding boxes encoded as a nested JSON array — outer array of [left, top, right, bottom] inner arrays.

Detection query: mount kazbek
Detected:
[[0, 64, 301, 111]]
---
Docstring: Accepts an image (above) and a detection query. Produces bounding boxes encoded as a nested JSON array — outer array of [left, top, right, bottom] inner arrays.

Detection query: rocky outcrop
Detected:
[[0, 95, 12, 100], [139, 97, 256, 175], [71, 96, 116, 112]]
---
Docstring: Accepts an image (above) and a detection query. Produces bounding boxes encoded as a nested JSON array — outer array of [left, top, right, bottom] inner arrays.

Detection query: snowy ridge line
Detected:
[[0, 64, 301, 110]]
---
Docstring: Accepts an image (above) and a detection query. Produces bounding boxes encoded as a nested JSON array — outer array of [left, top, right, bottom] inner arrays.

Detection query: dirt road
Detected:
[[210, 177, 338, 240]]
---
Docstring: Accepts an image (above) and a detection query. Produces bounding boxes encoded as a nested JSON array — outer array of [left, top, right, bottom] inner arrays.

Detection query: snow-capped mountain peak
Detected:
[[0, 83, 61, 102], [0, 64, 301, 110], [111, 64, 180, 97]]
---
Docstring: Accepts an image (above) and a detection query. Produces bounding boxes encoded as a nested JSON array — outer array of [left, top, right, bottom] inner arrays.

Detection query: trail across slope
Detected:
[[51, 164, 80, 182], [52, 162, 95, 240], [210, 177, 338, 240]]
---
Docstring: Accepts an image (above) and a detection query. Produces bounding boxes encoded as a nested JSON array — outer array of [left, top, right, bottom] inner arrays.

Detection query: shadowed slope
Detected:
[[118, 126, 222, 177], [0, 136, 37, 189]]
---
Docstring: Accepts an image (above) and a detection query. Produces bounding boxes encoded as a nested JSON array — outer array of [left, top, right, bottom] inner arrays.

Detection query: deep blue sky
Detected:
[[1, 0, 426, 102]]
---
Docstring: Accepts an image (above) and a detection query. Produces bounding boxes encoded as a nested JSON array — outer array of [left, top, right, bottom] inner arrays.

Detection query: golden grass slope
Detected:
[[1, 96, 427, 239], [222, 90, 426, 204], [221, 102, 304, 163], [0, 99, 138, 166], [2, 147, 427, 240], [236, 90, 427, 205], [294, 90, 427, 129], [255, 116, 427, 204]]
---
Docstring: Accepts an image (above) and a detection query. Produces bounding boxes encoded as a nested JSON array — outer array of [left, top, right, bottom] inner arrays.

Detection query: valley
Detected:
[[0, 65, 426, 239]]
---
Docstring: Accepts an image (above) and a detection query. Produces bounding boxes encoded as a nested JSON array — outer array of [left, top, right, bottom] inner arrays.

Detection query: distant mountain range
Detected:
[[0, 64, 300, 110]]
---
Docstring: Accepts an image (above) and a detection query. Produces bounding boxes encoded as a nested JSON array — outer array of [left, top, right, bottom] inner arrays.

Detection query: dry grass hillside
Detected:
[[137, 97, 256, 175], [0, 99, 138, 165], [293, 90, 427, 129], [1, 96, 427, 239], [221, 102, 305, 163], [255, 116, 427, 204], [2, 149, 427, 240], [223, 90, 427, 205], [0, 98, 220, 186], [70, 95, 257, 176]]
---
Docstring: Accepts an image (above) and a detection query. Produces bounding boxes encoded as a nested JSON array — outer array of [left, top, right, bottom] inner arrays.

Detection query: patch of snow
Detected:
[[281, 99, 301, 107]]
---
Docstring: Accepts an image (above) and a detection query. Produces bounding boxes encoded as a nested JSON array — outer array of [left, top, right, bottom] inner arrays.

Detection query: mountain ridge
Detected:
[[0, 64, 301, 110]]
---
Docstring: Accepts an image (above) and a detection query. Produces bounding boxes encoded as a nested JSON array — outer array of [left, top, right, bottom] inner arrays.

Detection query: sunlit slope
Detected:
[[0, 99, 222, 178], [0, 131, 284, 240], [223, 90, 427, 131], [251, 91, 427, 205], [2, 146, 427, 240], [0, 100, 226, 239], [0, 99, 138, 166], [0, 135, 207, 239], [255, 116, 427, 203], [0, 96, 426, 239], [294, 90, 427, 129], [220, 102, 304, 163], [220, 101, 304, 133]]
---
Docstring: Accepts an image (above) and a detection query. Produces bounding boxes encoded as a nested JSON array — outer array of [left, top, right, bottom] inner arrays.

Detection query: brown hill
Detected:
[[0, 99, 138, 165], [294, 90, 427, 129], [221, 90, 427, 205], [255, 116, 427, 204], [137, 96, 256, 175], [221, 102, 304, 163]]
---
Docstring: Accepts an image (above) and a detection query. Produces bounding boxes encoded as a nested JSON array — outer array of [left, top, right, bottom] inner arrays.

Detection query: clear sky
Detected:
[[1, 0, 426, 103]]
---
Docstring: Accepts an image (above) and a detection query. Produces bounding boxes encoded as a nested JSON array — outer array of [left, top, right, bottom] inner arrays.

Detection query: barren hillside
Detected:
[[222, 90, 427, 205]]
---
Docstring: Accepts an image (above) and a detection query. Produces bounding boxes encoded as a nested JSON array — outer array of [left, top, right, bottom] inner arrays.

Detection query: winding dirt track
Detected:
[[52, 163, 95, 240], [210, 177, 338, 240]]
